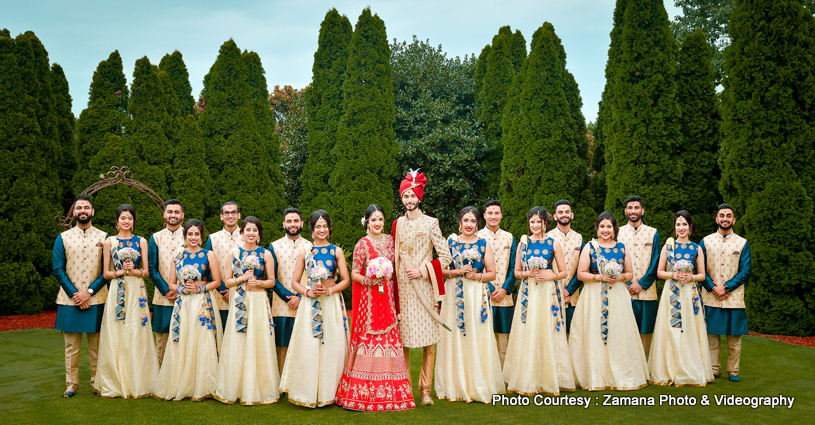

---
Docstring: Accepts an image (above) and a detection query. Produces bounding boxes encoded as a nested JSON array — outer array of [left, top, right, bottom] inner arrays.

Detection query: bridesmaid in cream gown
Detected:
[[568, 212, 649, 391], [435, 206, 505, 403], [94, 205, 158, 398], [503, 207, 574, 396], [215, 217, 280, 405], [279, 210, 350, 407], [648, 210, 713, 387], [153, 219, 223, 401]]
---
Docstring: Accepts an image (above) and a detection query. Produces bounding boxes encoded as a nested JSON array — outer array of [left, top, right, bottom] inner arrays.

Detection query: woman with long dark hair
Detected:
[[279, 210, 350, 407], [336, 204, 415, 411], [154, 219, 223, 401], [503, 207, 574, 396], [568, 212, 649, 391], [215, 216, 280, 405], [434, 206, 505, 403], [95, 205, 158, 398], [648, 211, 713, 387]]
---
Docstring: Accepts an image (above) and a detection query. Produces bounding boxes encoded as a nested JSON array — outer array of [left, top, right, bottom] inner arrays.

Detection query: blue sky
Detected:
[[6, 0, 681, 122]]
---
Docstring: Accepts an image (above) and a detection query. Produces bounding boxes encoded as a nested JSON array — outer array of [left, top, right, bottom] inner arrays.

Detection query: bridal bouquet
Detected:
[[601, 262, 623, 283], [460, 248, 482, 264], [177, 265, 201, 294], [366, 257, 393, 294]]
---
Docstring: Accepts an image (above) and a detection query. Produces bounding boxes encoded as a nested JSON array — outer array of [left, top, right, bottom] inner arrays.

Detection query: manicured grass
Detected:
[[0, 329, 812, 424]]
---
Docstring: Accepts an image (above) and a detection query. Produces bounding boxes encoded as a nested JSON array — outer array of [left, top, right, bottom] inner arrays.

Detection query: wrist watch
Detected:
[[87, 288, 94, 295]]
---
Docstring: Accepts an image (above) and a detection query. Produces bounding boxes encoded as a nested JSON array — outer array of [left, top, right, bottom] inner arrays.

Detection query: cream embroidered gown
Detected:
[[503, 236, 575, 395], [95, 236, 159, 398], [215, 246, 280, 405], [435, 236, 505, 403], [279, 244, 348, 407], [153, 248, 223, 401], [569, 241, 649, 391], [648, 241, 713, 386]]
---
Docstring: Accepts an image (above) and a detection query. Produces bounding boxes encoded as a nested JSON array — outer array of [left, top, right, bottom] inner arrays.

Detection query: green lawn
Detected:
[[0, 329, 812, 424]]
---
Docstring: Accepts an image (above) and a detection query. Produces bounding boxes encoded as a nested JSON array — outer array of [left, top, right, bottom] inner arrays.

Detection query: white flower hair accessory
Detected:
[[361, 216, 367, 228]]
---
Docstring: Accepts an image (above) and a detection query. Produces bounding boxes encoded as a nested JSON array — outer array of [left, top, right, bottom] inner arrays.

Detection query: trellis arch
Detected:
[[55, 166, 166, 229]]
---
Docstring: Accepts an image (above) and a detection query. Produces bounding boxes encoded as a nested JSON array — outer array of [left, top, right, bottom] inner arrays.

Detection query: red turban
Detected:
[[399, 169, 427, 201]]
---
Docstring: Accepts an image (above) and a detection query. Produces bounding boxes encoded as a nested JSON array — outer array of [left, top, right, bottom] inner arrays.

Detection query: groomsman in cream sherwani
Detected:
[[616, 195, 660, 357], [699, 204, 752, 382], [548, 199, 584, 336], [392, 170, 452, 406], [477, 200, 516, 368], [148, 199, 185, 365], [269, 207, 312, 373], [53, 195, 108, 398], [205, 201, 242, 328]]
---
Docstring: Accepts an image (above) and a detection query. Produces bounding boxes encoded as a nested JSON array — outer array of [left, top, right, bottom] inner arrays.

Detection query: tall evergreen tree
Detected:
[[592, 0, 629, 219], [474, 44, 490, 113], [329, 8, 397, 252], [199, 40, 282, 240], [720, 0, 815, 335], [172, 116, 212, 220], [500, 23, 587, 236], [677, 29, 721, 237], [72, 50, 130, 199], [478, 28, 516, 197], [126, 56, 173, 234], [508, 29, 527, 74], [301, 9, 353, 217], [51, 64, 77, 209], [158, 50, 195, 117], [242, 50, 285, 239], [605, 0, 682, 237], [0, 31, 63, 313]]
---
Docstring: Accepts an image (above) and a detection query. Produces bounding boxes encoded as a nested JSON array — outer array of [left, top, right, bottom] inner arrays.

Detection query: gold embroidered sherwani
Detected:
[[393, 211, 452, 396], [393, 212, 452, 348], [617, 224, 659, 302]]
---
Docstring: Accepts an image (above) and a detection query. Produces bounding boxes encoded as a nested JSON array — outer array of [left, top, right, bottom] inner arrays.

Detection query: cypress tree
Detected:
[[272, 85, 309, 208], [720, 0, 815, 335], [605, 0, 682, 238], [478, 29, 516, 197], [172, 116, 212, 220], [73, 51, 130, 196], [329, 7, 397, 252], [508, 29, 527, 74], [199, 40, 281, 240], [474, 44, 490, 112], [0, 31, 63, 313], [242, 50, 285, 239], [301, 9, 353, 217], [677, 29, 721, 237], [592, 0, 629, 220], [158, 51, 195, 117], [500, 23, 587, 236], [51, 64, 78, 209], [126, 56, 173, 235]]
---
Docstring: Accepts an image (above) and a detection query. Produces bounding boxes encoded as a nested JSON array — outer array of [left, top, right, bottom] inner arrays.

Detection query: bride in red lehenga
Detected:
[[336, 204, 415, 412]]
